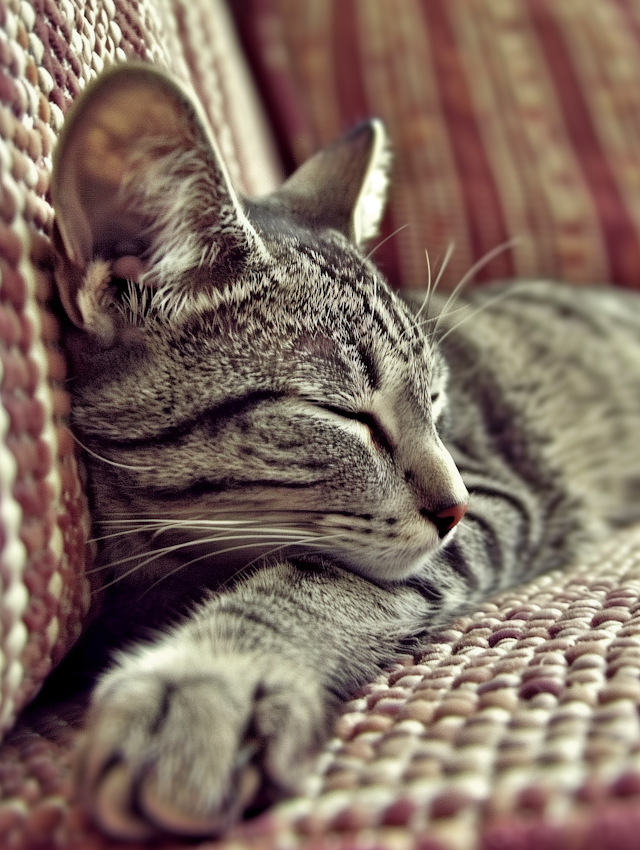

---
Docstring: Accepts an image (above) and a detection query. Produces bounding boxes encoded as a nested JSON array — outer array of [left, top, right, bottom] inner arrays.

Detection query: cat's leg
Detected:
[[76, 561, 438, 839]]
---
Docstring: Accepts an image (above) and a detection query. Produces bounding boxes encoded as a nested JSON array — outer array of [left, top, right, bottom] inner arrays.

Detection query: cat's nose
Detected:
[[420, 500, 468, 539]]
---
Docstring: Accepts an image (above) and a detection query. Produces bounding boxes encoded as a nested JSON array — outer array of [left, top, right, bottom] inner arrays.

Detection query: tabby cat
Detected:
[[48, 63, 640, 839]]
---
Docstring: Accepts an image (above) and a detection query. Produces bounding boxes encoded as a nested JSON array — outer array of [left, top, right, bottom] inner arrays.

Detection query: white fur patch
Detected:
[[353, 119, 392, 244], [78, 259, 116, 345]]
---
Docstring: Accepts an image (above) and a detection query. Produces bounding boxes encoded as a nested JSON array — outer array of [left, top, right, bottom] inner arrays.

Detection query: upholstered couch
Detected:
[[3, 1, 640, 847]]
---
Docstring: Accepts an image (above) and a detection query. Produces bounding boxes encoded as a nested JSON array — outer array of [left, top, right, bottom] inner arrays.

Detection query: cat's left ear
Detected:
[[51, 62, 264, 338], [276, 120, 391, 246]]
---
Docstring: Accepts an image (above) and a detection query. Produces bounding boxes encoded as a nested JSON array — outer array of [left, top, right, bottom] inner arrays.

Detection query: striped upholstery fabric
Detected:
[[232, 0, 640, 291]]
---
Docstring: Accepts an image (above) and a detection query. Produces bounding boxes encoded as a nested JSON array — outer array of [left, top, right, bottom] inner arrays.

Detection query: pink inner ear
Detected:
[[112, 256, 146, 282]]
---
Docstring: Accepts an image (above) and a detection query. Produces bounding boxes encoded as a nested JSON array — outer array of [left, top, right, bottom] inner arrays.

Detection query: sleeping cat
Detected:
[[48, 63, 640, 839]]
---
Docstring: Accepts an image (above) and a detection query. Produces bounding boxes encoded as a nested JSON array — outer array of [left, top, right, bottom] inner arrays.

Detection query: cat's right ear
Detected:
[[51, 62, 263, 342], [274, 120, 391, 246]]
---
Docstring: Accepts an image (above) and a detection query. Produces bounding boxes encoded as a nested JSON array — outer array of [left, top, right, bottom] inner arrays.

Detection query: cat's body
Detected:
[[47, 64, 640, 839]]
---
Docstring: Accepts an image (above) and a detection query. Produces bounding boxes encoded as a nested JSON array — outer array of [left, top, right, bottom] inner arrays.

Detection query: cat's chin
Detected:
[[290, 532, 454, 585]]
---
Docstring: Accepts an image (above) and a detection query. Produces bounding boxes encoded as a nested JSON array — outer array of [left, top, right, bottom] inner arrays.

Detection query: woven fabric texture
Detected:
[[232, 0, 640, 292]]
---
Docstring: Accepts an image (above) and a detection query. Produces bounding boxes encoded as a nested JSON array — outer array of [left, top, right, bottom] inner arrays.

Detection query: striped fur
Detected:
[[49, 65, 640, 839]]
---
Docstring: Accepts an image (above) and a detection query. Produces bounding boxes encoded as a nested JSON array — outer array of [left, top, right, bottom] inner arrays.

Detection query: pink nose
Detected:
[[421, 501, 468, 539]]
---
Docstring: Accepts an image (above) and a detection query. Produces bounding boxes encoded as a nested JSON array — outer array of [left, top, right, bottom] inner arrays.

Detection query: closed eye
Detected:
[[321, 405, 393, 455]]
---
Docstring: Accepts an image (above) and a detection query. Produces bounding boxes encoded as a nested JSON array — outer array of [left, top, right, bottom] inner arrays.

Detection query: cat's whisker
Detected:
[[146, 517, 284, 538], [98, 533, 341, 595], [431, 241, 455, 304], [71, 432, 154, 472], [97, 506, 351, 521], [88, 519, 272, 544], [92, 554, 175, 589], [140, 534, 345, 597], [96, 513, 318, 525], [432, 238, 521, 338], [144, 519, 296, 539], [415, 298, 478, 330], [412, 298, 487, 337], [412, 248, 433, 325], [86, 529, 319, 576], [436, 281, 529, 345], [364, 223, 409, 261], [398, 242, 455, 343], [95, 513, 172, 521], [88, 524, 178, 544], [93, 539, 268, 590], [237, 533, 344, 571], [458, 519, 483, 541], [169, 525, 320, 540], [215, 543, 345, 593]]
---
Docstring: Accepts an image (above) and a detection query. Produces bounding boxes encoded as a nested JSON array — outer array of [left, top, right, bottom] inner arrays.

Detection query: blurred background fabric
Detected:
[[232, 0, 640, 292]]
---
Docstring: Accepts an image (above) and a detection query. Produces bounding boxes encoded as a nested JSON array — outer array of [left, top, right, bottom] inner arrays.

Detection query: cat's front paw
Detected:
[[76, 648, 327, 839]]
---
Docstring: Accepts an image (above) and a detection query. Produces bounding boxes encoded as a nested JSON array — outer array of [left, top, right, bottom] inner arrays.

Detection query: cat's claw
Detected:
[[89, 762, 157, 841], [139, 762, 261, 836], [83, 751, 260, 840]]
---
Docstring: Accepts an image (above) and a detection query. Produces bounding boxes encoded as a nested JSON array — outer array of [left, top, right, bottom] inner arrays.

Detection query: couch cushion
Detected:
[[232, 0, 640, 290]]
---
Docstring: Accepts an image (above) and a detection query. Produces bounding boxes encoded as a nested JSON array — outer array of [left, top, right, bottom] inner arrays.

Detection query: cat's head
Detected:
[[51, 63, 468, 586]]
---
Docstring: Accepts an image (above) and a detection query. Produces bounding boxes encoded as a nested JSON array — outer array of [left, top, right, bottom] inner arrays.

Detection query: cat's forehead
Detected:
[[175, 237, 438, 406], [207, 241, 432, 365], [231, 235, 423, 342]]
